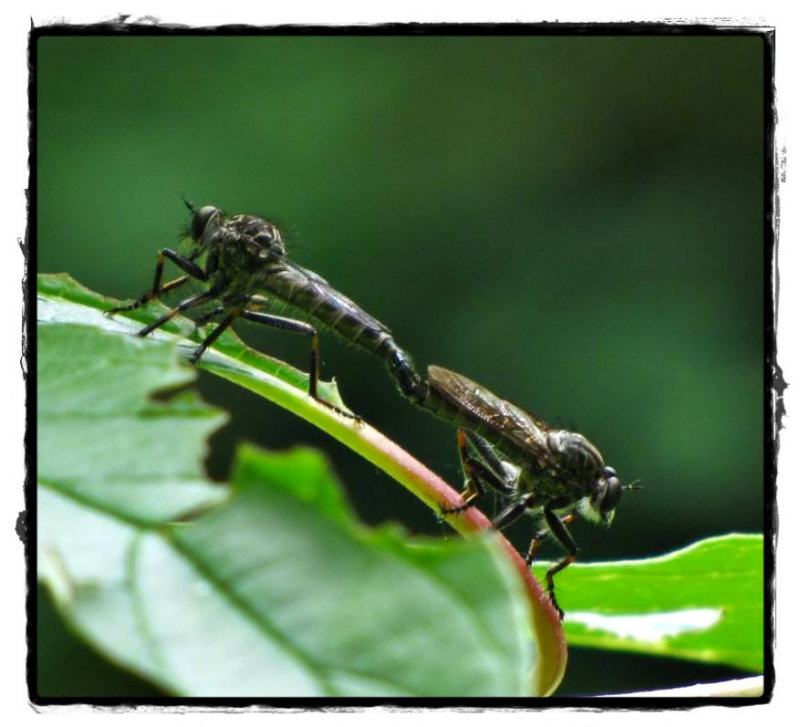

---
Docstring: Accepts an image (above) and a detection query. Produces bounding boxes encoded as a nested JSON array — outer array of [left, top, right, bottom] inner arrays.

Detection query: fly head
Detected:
[[583, 466, 622, 526], [547, 431, 622, 526], [185, 204, 288, 264], [190, 205, 223, 242]]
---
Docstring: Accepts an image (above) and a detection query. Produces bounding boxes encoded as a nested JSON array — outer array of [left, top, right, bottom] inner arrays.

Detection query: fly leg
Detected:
[[490, 492, 537, 530], [107, 248, 210, 315], [442, 430, 517, 516], [531, 506, 579, 621], [524, 513, 576, 565], [193, 305, 225, 328], [189, 306, 245, 364], [491, 497, 577, 620], [241, 301, 358, 419], [137, 290, 218, 339], [240, 309, 321, 396], [145, 302, 301, 367]]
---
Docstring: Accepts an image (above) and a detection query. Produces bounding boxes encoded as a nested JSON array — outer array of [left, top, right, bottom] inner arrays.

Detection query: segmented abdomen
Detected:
[[263, 262, 411, 353]]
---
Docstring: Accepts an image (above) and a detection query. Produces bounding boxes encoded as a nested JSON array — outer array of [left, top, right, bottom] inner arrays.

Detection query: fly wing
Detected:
[[428, 366, 551, 458]]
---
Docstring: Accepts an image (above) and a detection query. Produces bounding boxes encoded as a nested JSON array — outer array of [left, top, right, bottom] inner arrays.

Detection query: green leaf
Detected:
[[37, 285, 541, 696], [38, 323, 229, 524], [532, 533, 763, 673], [36, 273, 462, 521], [37, 272, 350, 413]]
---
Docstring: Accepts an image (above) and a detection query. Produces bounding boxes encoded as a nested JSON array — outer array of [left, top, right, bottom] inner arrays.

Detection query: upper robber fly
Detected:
[[421, 365, 629, 618], [107, 201, 427, 413]]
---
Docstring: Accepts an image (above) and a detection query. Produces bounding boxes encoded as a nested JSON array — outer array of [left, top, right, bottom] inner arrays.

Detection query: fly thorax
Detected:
[[546, 431, 604, 478], [221, 215, 287, 260], [250, 224, 287, 260]]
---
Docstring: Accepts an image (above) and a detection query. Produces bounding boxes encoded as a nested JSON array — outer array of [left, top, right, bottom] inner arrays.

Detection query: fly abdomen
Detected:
[[310, 296, 385, 350], [420, 383, 470, 426], [264, 262, 425, 400], [380, 339, 428, 403], [277, 271, 392, 351]]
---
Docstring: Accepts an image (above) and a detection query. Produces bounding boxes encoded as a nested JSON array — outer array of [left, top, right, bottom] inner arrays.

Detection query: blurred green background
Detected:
[[36, 32, 765, 696]]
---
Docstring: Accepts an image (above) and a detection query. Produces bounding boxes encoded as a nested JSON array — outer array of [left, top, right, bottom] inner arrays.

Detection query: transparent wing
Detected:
[[428, 366, 552, 459]]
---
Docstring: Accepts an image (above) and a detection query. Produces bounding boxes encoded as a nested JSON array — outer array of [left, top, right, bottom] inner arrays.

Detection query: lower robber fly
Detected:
[[107, 201, 427, 414], [421, 365, 631, 619]]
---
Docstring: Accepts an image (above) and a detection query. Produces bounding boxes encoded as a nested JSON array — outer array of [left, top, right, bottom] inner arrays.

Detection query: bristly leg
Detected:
[[189, 306, 244, 364], [440, 430, 486, 515], [529, 508, 579, 621], [106, 248, 210, 316], [106, 275, 189, 315], [137, 290, 218, 338], [524, 513, 576, 565], [441, 429, 518, 516], [239, 304, 359, 420]]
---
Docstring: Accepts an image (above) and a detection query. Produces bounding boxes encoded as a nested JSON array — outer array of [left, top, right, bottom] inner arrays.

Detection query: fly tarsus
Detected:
[[440, 491, 480, 517], [106, 275, 190, 316], [545, 554, 577, 622], [312, 394, 362, 423], [240, 308, 321, 398], [107, 248, 210, 317], [240, 307, 361, 421], [137, 291, 218, 338], [530, 509, 579, 621]]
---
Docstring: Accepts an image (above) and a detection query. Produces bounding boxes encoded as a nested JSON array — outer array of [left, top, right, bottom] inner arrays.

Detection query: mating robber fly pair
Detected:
[[107, 200, 631, 618]]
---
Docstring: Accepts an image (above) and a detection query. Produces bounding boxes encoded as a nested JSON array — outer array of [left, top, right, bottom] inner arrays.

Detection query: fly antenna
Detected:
[[624, 479, 643, 493], [182, 195, 197, 213]]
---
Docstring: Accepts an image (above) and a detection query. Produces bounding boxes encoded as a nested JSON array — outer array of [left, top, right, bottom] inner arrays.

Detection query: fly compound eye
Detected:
[[598, 467, 622, 514], [600, 467, 622, 513], [587, 466, 621, 525], [191, 206, 219, 240]]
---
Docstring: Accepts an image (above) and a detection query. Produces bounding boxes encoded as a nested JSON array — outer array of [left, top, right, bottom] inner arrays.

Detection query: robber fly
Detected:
[[107, 201, 427, 413], [422, 365, 628, 619]]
